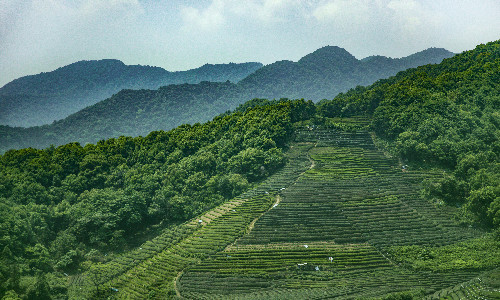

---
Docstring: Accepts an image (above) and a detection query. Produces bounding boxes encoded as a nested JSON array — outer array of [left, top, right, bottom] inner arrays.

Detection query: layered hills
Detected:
[[0, 47, 454, 152], [237, 46, 454, 100], [0, 40, 498, 299], [0, 60, 263, 127]]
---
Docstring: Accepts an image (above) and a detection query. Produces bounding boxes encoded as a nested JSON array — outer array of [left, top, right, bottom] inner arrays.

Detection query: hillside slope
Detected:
[[72, 126, 496, 299], [0, 60, 262, 127], [0, 40, 498, 299], [0, 81, 239, 149], [0, 47, 454, 152], [0, 100, 316, 299], [318, 40, 500, 233]]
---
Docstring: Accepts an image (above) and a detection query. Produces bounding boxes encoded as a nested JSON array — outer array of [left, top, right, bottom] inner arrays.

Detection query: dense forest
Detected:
[[0, 81, 241, 150], [0, 100, 316, 298], [0, 60, 263, 127], [0, 40, 498, 298], [0, 46, 454, 153]]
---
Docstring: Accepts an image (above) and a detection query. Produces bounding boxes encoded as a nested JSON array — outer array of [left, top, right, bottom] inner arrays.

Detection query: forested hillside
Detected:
[[0, 82, 240, 150], [0, 60, 262, 127], [0, 47, 454, 153], [0, 100, 315, 299], [318, 40, 500, 231], [0, 40, 498, 299]]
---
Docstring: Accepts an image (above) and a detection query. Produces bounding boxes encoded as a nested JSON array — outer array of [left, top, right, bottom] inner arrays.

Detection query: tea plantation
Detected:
[[69, 126, 499, 299]]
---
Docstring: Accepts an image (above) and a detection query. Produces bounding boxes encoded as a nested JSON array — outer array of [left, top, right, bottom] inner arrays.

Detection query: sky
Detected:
[[0, 0, 499, 87]]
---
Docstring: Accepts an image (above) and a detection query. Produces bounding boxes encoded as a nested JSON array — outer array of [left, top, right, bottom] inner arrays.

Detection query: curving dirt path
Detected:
[[174, 270, 183, 298], [174, 145, 316, 297], [247, 195, 281, 233]]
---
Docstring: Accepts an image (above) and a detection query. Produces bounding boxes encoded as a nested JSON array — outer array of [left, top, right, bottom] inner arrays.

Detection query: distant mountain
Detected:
[[237, 46, 455, 100], [0, 46, 455, 152], [0, 60, 263, 127], [359, 47, 457, 82], [0, 81, 239, 149]]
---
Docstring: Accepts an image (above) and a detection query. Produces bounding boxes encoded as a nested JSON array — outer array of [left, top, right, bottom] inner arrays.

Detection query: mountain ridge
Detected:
[[237, 46, 455, 100], [0, 40, 498, 299], [0, 46, 455, 152], [0, 60, 263, 127]]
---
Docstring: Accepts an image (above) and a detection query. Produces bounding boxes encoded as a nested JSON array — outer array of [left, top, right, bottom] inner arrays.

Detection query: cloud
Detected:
[[387, 0, 427, 32], [0, 1, 28, 41], [80, 0, 143, 15], [1, 0, 499, 88], [231, 0, 302, 23], [180, 0, 226, 32], [2, 0, 145, 52], [312, 0, 370, 25], [387, 0, 419, 11], [180, 0, 304, 31]]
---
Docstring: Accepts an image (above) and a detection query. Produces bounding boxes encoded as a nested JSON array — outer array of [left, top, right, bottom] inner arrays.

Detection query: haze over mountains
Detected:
[[0, 60, 263, 127], [238, 46, 454, 100], [0, 46, 454, 152]]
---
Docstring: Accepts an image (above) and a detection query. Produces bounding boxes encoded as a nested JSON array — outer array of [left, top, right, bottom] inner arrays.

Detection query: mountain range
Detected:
[[237, 46, 454, 100], [0, 60, 263, 127], [0, 40, 498, 299], [0, 46, 455, 152]]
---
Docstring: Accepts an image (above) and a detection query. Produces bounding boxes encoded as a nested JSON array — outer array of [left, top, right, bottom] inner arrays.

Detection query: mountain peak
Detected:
[[400, 47, 455, 66], [416, 47, 454, 56], [60, 59, 126, 71], [298, 46, 358, 65]]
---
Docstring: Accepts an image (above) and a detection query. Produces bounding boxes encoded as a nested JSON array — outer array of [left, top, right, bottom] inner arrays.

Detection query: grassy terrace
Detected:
[[74, 127, 497, 299], [177, 128, 492, 299], [68, 142, 312, 299], [424, 271, 500, 299]]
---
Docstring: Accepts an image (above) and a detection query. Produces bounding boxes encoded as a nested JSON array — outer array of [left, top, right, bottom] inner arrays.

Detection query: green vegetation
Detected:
[[238, 46, 454, 101], [318, 40, 500, 232], [389, 235, 500, 272], [68, 141, 312, 298], [0, 46, 453, 152], [0, 40, 498, 298], [176, 128, 490, 299], [0, 100, 314, 298], [425, 274, 500, 300], [0, 82, 240, 151]]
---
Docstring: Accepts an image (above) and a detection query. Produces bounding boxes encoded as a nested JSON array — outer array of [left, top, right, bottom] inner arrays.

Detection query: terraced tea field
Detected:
[[425, 277, 500, 300], [74, 128, 498, 299], [68, 143, 313, 298]]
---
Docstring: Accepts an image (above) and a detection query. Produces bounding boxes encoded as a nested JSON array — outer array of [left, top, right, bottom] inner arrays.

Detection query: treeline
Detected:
[[318, 40, 500, 230], [0, 100, 315, 298], [0, 81, 241, 151], [0, 46, 454, 152]]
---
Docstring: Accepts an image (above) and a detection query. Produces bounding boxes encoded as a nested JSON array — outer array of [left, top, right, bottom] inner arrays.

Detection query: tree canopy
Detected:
[[0, 99, 315, 298]]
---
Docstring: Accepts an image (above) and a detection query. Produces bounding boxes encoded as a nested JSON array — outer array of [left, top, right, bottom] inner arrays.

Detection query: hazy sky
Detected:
[[1, 0, 499, 87]]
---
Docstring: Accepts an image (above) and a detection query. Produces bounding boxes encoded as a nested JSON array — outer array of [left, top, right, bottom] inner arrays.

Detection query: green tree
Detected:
[[87, 263, 109, 296], [466, 186, 498, 225], [26, 274, 51, 300]]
